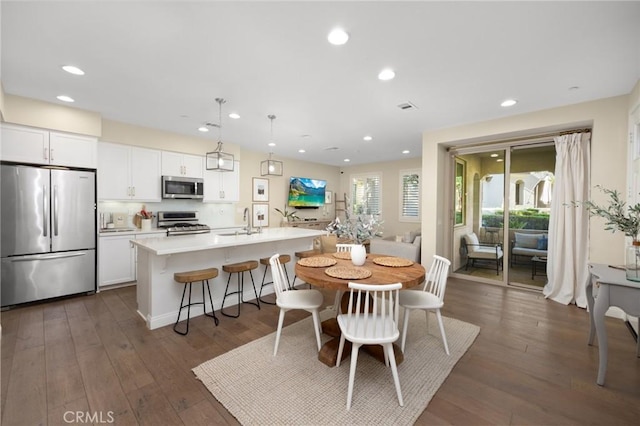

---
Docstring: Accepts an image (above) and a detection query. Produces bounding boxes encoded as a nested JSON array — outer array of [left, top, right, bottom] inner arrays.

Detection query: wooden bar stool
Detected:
[[292, 249, 319, 289], [221, 260, 260, 318], [258, 254, 291, 304], [173, 267, 220, 335]]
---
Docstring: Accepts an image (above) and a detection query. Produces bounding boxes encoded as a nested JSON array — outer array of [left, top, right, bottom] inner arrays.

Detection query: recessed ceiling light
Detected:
[[298, 149, 306, 153], [363, 136, 373, 141], [378, 69, 395, 81], [402, 150, 410, 154], [198, 126, 209, 132], [62, 65, 84, 75], [490, 153, 498, 158], [496, 159, 504, 162], [56, 95, 74, 103], [328, 28, 349, 45], [268, 142, 276, 147], [569, 86, 580, 91], [344, 158, 351, 162], [501, 99, 517, 107], [228, 113, 240, 119]]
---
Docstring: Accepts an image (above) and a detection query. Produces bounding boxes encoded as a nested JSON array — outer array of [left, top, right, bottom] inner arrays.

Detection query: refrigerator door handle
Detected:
[[43, 186, 49, 237], [53, 185, 59, 236], [7, 252, 87, 262]]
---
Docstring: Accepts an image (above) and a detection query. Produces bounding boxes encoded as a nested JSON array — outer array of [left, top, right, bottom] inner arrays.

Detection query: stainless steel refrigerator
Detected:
[[1, 164, 96, 307]]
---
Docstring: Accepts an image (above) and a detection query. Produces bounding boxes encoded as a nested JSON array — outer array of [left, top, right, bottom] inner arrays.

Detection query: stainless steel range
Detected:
[[157, 211, 211, 236]]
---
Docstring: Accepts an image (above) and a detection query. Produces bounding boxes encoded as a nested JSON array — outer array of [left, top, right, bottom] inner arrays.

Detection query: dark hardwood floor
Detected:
[[1, 278, 639, 425]]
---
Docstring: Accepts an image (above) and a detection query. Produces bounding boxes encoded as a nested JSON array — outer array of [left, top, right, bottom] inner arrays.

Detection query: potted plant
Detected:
[[579, 185, 640, 281], [274, 206, 299, 225], [326, 196, 383, 266]]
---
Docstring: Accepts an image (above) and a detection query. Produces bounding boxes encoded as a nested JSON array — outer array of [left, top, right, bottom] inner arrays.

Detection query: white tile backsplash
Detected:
[[98, 200, 235, 229]]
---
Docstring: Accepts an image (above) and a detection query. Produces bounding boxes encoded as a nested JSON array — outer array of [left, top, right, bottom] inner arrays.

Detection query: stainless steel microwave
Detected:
[[161, 176, 204, 199]]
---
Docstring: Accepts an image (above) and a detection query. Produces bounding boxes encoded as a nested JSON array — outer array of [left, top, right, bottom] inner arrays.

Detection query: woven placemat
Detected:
[[297, 257, 337, 268], [325, 266, 372, 280], [372, 257, 414, 267], [332, 252, 352, 260]]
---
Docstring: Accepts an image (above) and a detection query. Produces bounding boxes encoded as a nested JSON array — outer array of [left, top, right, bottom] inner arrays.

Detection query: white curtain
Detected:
[[544, 132, 591, 307]]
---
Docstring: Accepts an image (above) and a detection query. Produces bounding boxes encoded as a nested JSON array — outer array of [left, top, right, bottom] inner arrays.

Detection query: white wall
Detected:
[[422, 95, 630, 266], [338, 157, 423, 238]]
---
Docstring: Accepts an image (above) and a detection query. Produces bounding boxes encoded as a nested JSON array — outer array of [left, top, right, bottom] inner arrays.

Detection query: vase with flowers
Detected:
[[579, 185, 640, 281], [326, 195, 383, 266]]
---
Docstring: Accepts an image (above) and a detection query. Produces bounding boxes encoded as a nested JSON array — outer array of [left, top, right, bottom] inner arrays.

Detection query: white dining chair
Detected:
[[270, 254, 324, 356], [336, 282, 403, 410], [332, 244, 354, 313], [399, 254, 451, 355]]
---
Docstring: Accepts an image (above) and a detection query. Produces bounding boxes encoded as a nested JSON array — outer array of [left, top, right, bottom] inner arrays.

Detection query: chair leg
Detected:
[[173, 283, 190, 335], [202, 279, 220, 326], [273, 309, 286, 356], [221, 273, 240, 318], [346, 343, 362, 410], [384, 343, 404, 407], [435, 309, 450, 355], [259, 265, 276, 305], [336, 334, 346, 367], [401, 307, 411, 352], [311, 309, 322, 351], [246, 270, 260, 309]]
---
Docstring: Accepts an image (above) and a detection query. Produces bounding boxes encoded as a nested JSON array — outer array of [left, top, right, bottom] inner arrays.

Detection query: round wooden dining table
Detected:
[[294, 252, 426, 367]]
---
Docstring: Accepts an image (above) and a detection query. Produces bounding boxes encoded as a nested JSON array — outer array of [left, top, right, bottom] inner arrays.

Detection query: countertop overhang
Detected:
[[131, 227, 325, 256]]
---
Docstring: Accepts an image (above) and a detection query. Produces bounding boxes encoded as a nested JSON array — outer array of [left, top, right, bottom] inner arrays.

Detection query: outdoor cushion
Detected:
[[514, 233, 544, 249], [463, 233, 480, 252], [537, 234, 548, 250]]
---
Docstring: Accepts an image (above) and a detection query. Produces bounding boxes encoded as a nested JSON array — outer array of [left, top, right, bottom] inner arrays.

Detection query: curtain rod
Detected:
[[448, 127, 592, 154]]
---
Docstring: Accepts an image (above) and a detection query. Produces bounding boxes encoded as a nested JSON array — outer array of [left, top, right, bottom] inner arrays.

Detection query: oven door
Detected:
[[162, 176, 204, 199]]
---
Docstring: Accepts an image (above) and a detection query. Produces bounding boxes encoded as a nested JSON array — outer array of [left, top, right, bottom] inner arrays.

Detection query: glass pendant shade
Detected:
[[205, 98, 234, 171], [261, 157, 283, 176], [206, 146, 234, 171], [261, 114, 283, 176]]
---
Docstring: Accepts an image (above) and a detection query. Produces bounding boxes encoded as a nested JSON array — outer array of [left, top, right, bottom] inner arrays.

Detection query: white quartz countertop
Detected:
[[131, 227, 325, 255]]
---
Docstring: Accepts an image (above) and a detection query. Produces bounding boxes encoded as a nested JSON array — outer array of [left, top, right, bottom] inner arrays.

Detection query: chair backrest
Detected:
[[336, 243, 353, 253], [269, 254, 290, 297], [422, 255, 451, 302], [342, 282, 402, 339], [463, 233, 479, 253]]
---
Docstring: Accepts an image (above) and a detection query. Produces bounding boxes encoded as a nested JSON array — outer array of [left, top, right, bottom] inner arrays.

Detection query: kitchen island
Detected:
[[132, 227, 325, 329]]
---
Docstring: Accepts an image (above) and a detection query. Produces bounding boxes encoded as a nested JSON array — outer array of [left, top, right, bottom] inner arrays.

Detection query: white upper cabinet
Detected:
[[204, 160, 240, 202], [98, 142, 161, 201], [1, 124, 97, 168], [161, 151, 204, 179]]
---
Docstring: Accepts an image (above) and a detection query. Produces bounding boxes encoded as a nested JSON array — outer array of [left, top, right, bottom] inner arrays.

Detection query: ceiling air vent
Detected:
[[397, 101, 418, 111], [205, 122, 220, 128], [324, 146, 339, 151]]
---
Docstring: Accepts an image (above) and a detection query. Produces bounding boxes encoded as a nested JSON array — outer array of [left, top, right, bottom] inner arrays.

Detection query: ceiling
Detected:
[[2, 1, 639, 166]]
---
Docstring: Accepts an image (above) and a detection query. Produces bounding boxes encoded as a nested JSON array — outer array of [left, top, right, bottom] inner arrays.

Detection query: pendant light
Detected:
[[261, 114, 283, 176], [206, 98, 234, 171]]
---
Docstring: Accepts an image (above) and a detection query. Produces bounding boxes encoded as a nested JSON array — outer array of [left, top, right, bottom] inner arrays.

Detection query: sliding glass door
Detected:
[[450, 142, 555, 289]]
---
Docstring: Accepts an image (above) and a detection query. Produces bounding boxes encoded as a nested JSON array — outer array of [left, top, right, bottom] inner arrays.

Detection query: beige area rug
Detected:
[[193, 309, 480, 425]]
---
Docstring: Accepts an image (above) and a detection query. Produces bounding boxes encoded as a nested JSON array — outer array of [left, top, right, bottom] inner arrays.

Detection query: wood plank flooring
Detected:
[[1, 278, 639, 425]]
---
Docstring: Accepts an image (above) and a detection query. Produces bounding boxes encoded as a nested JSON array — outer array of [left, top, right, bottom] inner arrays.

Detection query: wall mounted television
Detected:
[[287, 176, 326, 208]]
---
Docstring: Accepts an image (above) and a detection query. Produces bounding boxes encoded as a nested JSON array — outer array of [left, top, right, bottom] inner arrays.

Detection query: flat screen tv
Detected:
[[287, 176, 326, 208]]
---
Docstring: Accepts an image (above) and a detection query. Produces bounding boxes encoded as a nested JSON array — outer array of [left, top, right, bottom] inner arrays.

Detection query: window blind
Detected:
[[351, 174, 381, 215], [401, 172, 420, 219]]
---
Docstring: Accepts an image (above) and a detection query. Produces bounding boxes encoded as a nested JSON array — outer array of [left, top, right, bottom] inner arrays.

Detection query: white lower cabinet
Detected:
[[99, 234, 135, 287]]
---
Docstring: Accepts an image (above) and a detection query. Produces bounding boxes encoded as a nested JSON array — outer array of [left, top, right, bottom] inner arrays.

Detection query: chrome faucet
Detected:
[[243, 207, 252, 234]]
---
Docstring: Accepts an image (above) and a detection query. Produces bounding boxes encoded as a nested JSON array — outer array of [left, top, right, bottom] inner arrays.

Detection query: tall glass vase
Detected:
[[625, 241, 640, 282]]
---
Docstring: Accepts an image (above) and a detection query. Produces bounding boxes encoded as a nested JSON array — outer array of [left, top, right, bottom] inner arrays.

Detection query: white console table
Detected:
[[587, 263, 640, 385]]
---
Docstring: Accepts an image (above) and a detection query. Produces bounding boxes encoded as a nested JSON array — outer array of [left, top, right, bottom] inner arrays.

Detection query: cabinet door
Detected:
[[98, 142, 131, 200], [182, 154, 204, 179], [131, 147, 162, 201], [161, 151, 184, 176], [204, 160, 239, 202], [49, 132, 97, 169], [99, 235, 135, 287], [0, 124, 49, 165]]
